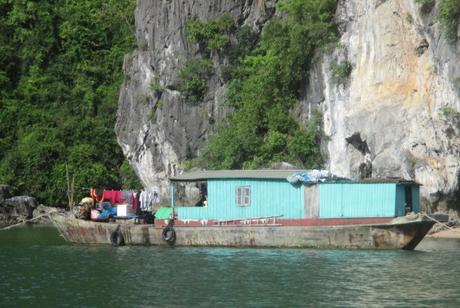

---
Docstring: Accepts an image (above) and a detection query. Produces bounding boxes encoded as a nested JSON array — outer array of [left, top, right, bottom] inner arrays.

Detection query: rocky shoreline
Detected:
[[428, 227, 460, 239], [0, 185, 53, 229]]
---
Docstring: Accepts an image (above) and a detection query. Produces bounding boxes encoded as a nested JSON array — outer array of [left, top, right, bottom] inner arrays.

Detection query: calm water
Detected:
[[1, 227, 460, 307]]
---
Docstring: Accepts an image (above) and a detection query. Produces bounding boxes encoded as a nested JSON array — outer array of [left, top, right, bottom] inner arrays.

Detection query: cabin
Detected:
[[166, 170, 420, 222]]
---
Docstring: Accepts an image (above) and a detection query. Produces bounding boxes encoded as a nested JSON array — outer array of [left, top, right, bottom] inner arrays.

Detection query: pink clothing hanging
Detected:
[[115, 190, 123, 204], [102, 190, 124, 205], [102, 190, 116, 205]]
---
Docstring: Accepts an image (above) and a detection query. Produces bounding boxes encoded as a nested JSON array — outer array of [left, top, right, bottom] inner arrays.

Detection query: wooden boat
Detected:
[[51, 212, 437, 249], [51, 170, 442, 249]]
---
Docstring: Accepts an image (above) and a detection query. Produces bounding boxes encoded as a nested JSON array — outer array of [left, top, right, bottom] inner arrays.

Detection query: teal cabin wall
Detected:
[[319, 183, 398, 218], [177, 179, 304, 220], [395, 184, 420, 215]]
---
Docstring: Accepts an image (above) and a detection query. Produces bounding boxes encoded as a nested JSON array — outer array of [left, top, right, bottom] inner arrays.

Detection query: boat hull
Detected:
[[51, 213, 435, 250]]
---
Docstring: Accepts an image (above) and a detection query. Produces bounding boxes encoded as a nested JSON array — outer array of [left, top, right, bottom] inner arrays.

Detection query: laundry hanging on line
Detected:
[[139, 187, 160, 212], [90, 188, 139, 210]]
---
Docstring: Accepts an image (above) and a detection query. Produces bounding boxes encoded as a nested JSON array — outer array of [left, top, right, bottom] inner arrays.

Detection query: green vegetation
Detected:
[[330, 60, 353, 84], [149, 82, 163, 95], [0, 0, 141, 205], [439, 0, 460, 42], [186, 14, 235, 54], [181, 15, 261, 104], [156, 99, 164, 110], [120, 160, 143, 189], [415, 0, 460, 43], [0, 0, 340, 204], [192, 0, 337, 169], [405, 13, 414, 24], [178, 58, 213, 104], [181, 15, 247, 103], [440, 106, 460, 118]]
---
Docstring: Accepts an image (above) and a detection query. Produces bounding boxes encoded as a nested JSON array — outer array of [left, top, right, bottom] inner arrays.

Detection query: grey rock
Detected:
[[31, 204, 54, 225], [301, 0, 460, 213], [3, 196, 38, 219], [0, 196, 39, 228], [116, 0, 276, 194]]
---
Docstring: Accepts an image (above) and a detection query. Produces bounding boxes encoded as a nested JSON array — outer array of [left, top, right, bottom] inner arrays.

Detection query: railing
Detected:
[[215, 215, 284, 226]]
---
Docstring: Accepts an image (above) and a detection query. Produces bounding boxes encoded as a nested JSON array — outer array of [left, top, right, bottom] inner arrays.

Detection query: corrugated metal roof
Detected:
[[170, 170, 420, 185], [169, 169, 309, 181], [325, 178, 421, 185]]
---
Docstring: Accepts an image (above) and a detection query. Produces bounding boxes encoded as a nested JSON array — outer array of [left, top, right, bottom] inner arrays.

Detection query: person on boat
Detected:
[[75, 197, 93, 220], [203, 195, 208, 207], [194, 194, 207, 207]]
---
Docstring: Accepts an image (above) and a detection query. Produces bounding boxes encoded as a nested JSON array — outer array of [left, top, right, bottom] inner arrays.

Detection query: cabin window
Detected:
[[236, 186, 251, 207]]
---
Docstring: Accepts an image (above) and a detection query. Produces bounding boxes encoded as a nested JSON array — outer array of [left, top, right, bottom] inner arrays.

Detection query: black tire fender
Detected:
[[162, 226, 176, 244], [110, 226, 125, 246]]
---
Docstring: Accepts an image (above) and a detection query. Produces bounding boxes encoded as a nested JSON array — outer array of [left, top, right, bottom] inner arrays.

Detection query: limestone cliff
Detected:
[[116, 0, 460, 213], [304, 0, 460, 213], [116, 0, 275, 195]]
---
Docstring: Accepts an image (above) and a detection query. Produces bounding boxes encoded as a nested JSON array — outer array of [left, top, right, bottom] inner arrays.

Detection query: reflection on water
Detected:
[[1, 227, 460, 307]]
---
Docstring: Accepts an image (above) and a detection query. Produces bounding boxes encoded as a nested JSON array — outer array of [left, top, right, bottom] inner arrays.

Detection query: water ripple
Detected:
[[1, 228, 460, 307]]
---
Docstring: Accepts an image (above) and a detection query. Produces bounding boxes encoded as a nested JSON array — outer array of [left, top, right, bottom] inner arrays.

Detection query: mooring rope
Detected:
[[421, 212, 460, 233], [0, 210, 59, 231]]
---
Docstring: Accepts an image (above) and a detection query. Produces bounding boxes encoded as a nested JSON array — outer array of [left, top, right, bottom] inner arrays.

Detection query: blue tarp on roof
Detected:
[[286, 170, 330, 184]]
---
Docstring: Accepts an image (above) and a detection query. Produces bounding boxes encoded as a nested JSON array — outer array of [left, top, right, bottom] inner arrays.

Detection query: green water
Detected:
[[1, 227, 460, 307]]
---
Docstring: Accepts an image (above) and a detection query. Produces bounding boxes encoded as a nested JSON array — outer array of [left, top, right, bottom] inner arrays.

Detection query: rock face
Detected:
[[116, 0, 276, 195], [117, 0, 460, 212], [303, 0, 460, 211], [0, 185, 40, 228], [0, 185, 55, 228]]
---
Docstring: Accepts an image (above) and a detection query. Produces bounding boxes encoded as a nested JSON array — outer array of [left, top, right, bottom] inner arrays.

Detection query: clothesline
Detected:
[[90, 188, 139, 209], [87, 187, 161, 212]]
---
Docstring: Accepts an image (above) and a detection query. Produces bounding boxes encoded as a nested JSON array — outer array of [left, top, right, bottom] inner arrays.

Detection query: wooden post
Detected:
[[66, 164, 75, 209], [170, 183, 174, 210]]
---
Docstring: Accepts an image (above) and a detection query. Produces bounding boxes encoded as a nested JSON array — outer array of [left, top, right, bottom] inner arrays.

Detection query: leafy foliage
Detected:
[[330, 60, 352, 84], [178, 58, 213, 104], [0, 0, 140, 205], [186, 14, 235, 54], [120, 160, 143, 190], [439, 0, 460, 43], [440, 105, 460, 118], [195, 0, 337, 169], [416, 0, 460, 43], [181, 15, 243, 103]]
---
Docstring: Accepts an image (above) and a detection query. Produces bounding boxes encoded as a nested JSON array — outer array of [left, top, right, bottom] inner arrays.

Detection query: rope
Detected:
[[1, 210, 59, 231], [421, 212, 460, 233]]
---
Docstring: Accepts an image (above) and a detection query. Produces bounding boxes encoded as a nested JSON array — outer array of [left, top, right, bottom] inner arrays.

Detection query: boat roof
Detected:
[[169, 170, 420, 185], [327, 178, 421, 185], [170, 169, 308, 181]]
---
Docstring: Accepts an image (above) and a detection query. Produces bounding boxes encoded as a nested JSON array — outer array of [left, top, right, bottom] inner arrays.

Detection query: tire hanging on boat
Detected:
[[162, 226, 176, 244], [110, 225, 125, 246]]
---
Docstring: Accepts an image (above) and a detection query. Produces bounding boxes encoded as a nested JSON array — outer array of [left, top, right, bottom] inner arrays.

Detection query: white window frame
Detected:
[[236, 186, 251, 207]]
